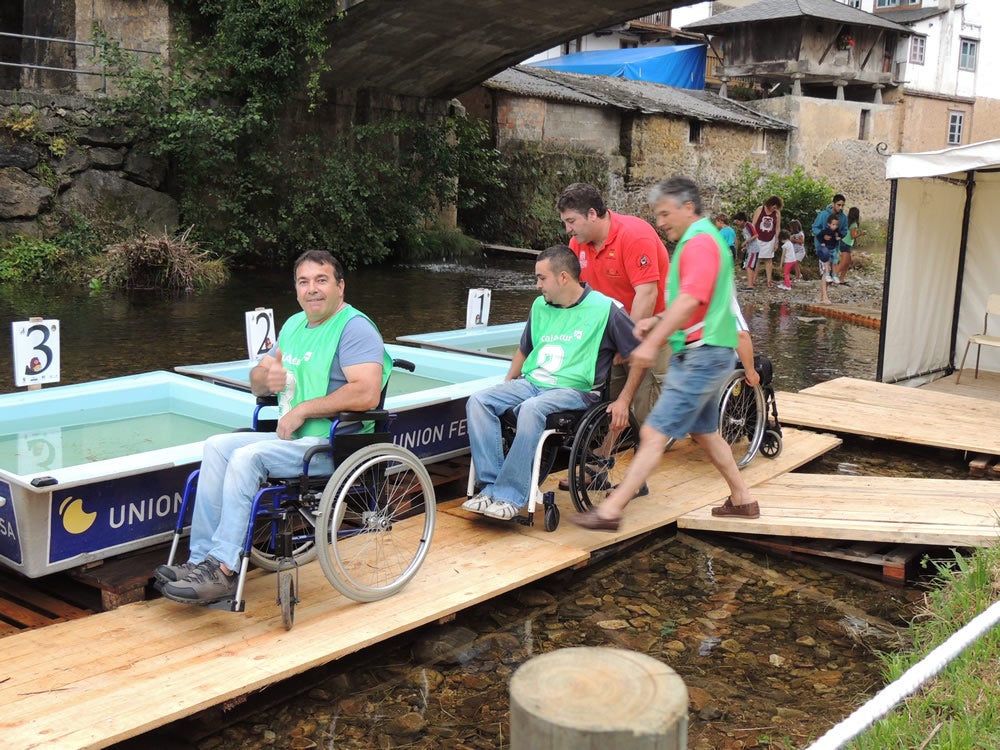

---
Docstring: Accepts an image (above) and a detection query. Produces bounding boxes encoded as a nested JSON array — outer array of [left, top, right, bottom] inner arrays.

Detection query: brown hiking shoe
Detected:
[[711, 498, 760, 518]]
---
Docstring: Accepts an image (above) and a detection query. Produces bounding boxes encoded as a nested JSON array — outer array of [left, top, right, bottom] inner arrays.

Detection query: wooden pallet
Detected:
[[0, 569, 92, 634], [728, 534, 925, 585]]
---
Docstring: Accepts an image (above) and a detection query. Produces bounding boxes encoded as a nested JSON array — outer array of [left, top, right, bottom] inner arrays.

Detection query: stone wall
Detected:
[[0, 89, 178, 240], [751, 95, 901, 224]]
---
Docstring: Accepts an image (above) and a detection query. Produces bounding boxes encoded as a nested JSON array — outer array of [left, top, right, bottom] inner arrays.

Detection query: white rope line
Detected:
[[805, 598, 1000, 750]]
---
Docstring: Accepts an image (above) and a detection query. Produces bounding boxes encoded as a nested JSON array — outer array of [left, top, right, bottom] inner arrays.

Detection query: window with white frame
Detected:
[[875, 0, 919, 8], [959, 38, 978, 71], [909, 36, 925, 65], [948, 111, 964, 145]]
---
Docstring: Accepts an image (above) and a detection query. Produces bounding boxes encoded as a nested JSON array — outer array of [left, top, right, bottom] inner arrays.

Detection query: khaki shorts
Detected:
[[609, 343, 672, 425]]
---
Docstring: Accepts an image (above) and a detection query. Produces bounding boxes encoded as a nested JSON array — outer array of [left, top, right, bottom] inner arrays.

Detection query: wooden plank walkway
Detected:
[[776, 377, 1000, 455], [679, 474, 1000, 547], [0, 428, 836, 749]]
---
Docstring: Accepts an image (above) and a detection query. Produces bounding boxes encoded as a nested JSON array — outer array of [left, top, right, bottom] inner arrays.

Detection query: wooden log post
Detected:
[[510, 647, 688, 749]]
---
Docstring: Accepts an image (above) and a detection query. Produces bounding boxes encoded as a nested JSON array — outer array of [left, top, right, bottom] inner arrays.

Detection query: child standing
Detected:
[[816, 215, 842, 304], [714, 213, 737, 262], [733, 211, 758, 290], [836, 207, 864, 284], [778, 229, 796, 290], [788, 219, 806, 281]]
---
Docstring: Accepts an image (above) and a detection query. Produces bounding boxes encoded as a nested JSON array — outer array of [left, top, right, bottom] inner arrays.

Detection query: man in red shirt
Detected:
[[557, 183, 670, 423]]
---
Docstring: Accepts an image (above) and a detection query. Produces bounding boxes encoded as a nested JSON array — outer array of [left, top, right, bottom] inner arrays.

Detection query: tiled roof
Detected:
[[683, 0, 911, 34], [484, 66, 793, 131]]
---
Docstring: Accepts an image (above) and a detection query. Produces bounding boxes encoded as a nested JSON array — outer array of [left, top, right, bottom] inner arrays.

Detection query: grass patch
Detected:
[[846, 546, 1000, 749]]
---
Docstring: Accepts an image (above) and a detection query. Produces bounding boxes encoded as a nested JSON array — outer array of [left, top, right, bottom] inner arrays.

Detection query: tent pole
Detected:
[[947, 170, 975, 373], [876, 178, 898, 382]]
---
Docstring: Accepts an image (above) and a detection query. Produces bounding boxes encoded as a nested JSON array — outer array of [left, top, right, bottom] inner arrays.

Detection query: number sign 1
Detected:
[[245, 308, 276, 360], [466, 288, 491, 329], [12, 319, 61, 387]]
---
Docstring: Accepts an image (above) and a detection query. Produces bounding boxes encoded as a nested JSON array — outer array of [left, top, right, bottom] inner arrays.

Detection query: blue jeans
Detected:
[[466, 379, 595, 508], [646, 345, 737, 440], [188, 431, 333, 569]]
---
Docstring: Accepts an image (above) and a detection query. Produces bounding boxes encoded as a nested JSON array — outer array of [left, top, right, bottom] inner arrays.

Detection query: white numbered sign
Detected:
[[12, 319, 60, 387], [466, 289, 491, 329], [245, 308, 276, 360]]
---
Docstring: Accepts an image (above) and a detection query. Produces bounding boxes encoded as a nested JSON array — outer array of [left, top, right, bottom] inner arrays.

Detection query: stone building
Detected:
[[461, 65, 792, 215]]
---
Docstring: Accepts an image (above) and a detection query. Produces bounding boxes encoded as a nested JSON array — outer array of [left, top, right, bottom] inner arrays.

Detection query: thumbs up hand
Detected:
[[259, 348, 289, 394]]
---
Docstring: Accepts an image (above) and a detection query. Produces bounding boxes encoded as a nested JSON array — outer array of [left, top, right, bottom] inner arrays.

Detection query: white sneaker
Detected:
[[462, 493, 493, 514], [825, 274, 834, 283], [484, 500, 520, 521], [777, 284, 791, 290], [832, 275, 841, 285]]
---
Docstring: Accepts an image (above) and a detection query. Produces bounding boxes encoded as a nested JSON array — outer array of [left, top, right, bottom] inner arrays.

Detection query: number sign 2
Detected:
[[245, 308, 276, 360], [12, 319, 61, 387]]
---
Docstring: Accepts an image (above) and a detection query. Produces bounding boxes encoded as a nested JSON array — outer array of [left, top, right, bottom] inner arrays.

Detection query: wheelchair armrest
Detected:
[[256, 394, 278, 407], [337, 409, 390, 425], [392, 359, 416, 373]]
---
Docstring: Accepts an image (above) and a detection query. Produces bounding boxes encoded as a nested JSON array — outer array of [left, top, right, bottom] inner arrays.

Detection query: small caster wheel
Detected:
[[279, 571, 296, 630], [760, 429, 783, 458], [544, 502, 560, 532]]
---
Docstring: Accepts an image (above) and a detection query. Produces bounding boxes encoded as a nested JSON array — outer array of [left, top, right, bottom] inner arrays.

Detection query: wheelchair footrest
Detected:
[[516, 511, 535, 527], [206, 597, 245, 613]]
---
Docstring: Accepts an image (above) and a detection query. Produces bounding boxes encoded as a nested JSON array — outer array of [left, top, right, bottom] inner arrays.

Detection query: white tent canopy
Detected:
[[879, 140, 1000, 384]]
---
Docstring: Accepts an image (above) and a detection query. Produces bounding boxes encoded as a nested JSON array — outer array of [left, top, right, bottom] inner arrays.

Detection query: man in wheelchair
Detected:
[[463, 244, 645, 522], [156, 250, 392, 605]]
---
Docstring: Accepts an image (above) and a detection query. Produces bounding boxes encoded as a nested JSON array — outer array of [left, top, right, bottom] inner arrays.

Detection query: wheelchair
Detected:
[[466, 381, 642, 530], [718, 353, 783, 467], [160, 359, 436, 630]]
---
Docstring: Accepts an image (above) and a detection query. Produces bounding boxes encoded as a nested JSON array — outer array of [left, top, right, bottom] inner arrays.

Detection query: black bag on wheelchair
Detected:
[[753, 353, 774, 388]]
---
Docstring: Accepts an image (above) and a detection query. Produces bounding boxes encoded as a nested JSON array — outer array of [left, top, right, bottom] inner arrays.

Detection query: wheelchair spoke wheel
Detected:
[[316, 444, 436, 603], [567, 403, 641, 512], [718, 371, 766, 468], [278, 571, 296, 631], [249, 499, 318, 572]]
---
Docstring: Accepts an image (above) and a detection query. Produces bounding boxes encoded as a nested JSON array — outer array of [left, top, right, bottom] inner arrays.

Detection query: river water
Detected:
[[7, 257, 958, 749], [0, 256, 879, 393]]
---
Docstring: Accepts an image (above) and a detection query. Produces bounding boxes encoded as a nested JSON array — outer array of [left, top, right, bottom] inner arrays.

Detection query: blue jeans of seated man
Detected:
[[188, 431, 334, 571], [466, 378, 596, 509]]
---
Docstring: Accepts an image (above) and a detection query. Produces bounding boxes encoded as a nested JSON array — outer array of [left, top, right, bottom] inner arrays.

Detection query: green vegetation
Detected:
[[92, 2, 501, 269], [718, 160, 834, 244], [843, 545, 1000, 749], [460, 143, 609, 249], [0, 217, 100, 284], [89, 228, 228, 292]]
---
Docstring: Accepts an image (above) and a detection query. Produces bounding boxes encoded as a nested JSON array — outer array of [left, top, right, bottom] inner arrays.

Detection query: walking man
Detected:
[[571, 176, 759, 532]]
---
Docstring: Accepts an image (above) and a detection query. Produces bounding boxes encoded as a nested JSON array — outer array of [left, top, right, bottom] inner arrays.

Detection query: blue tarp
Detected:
[[527, 45, 706, 90]]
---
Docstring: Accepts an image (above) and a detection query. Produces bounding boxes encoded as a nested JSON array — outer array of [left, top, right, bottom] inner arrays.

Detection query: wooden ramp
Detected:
[[679, 474, 1000, 547], [776, 377, 1000, 456], [0, 428, 835, 749]]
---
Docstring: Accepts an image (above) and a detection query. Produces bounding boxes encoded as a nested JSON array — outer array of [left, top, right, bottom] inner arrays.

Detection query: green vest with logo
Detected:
[[277, 305, 392, 438], [522, 289, 612, 392], [667, 216, 737, 353]]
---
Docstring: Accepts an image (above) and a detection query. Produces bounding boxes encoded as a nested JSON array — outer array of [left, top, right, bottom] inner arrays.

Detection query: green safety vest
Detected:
[[522, 289, 613, 392], [666, 216, 737, 353], [277, 305, 392, 438]]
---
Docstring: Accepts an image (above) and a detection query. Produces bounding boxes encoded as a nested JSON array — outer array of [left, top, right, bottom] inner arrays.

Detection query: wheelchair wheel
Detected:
[[249, 501, 318, 572], [316, 443, 436, 603], [567, 403, 641, 512], [760, 429, 783, 458], [544, 502, 560, 532], [278, 571, 295, 630], [718, 370, 766, 468]]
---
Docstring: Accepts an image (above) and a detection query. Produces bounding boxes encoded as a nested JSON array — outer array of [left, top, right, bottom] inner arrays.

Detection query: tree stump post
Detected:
[[510, 647, 688, 749]]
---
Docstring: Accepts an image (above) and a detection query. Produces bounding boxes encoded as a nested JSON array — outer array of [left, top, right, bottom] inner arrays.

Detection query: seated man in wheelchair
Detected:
[[155, 249, 391, 605], [463, 244, 645, 522]]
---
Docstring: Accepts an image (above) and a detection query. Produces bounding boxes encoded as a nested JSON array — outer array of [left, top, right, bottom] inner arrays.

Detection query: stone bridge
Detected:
[[325, 0, 698, 98]]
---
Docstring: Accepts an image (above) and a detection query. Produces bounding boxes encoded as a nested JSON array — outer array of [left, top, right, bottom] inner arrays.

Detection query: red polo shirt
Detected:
[[569, 211, 669, 315]]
